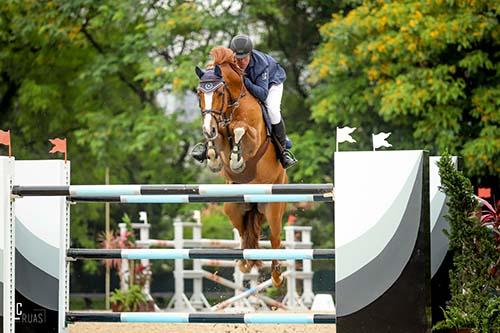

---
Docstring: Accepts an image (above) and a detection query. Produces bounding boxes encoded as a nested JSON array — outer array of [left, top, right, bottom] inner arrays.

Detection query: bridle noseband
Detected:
[[198, 73, 246, 131]]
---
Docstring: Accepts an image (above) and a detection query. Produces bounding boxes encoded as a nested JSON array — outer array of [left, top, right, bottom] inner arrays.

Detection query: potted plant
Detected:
[[433, 155, 500, 332], [110, 285, 147, 312]]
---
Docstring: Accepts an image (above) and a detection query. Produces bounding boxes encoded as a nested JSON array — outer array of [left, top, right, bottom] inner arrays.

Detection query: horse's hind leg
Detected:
[[223, 203, 252, 273], [262, 202, 286, 288]]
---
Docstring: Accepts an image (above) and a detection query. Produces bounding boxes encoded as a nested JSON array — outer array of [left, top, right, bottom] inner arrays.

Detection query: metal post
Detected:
[[0, 157, 15, 333]]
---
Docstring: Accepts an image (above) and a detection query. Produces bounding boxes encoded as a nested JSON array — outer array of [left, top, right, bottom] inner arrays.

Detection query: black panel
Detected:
[[189, 195, 243, 203], [189, 313, 245, 323], [66, 312, 120, 322], [67, 196, 121, 202], [313, 249, 336, 259], [272, 184, 333, 194], [313, 314, 337, 324], [432, 252, 452, 325], [12, 186, 70, 196], [190, 249, 243, 259], [67, 248, 121, 259], [141, 185, 199, 194], [15, 290, 58, 333]]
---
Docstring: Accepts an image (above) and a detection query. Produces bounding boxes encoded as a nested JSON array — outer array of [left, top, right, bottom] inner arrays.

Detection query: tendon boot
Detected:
[[271, 120, 298, 169]]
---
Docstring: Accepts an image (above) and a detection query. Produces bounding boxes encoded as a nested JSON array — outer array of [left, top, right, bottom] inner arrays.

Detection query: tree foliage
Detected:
[[309, 0, 500, 179]]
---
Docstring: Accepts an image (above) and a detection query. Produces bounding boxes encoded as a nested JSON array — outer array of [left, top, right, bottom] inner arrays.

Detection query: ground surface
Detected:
[[69, 323, 336, 333]]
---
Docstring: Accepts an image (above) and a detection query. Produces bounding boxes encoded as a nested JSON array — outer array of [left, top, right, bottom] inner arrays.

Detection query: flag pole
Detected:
[[335, 127, 339, 152]]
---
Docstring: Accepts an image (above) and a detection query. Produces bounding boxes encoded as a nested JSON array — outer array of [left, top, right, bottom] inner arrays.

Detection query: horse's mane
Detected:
[[209, 46, 243, 75]]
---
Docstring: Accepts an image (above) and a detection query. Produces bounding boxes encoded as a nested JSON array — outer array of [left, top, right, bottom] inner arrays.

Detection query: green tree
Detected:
[[0, 0, 246, 257], [309, 0, 499, 180]]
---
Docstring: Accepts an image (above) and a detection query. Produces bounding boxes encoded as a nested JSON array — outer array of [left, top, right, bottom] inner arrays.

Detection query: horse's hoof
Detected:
[[230, 158, 245, 173], [237, 260, 252, 273], [207, 152, 222, 172]]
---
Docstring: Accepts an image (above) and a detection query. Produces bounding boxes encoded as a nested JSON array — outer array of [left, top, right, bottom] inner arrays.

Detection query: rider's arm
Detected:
[[244, 68, 270, 102]]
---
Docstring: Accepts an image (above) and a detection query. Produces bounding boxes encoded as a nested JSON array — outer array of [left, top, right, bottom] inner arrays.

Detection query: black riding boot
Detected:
[[191, 142, 207, 163], [271, 120, 298, 169]]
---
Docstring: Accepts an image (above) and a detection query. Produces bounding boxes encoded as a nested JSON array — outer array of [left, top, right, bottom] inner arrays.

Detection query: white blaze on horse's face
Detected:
[[202, 91, 217, 139]]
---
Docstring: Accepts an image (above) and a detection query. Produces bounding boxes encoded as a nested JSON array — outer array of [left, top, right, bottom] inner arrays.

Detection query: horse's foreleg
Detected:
[[229, 127, 246, 173], [263, 202, 286, 288], [206, 140, 222, 172]]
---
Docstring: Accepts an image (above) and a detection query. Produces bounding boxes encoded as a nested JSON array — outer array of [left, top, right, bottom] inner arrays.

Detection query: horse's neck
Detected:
[[222, 64, 244, 97]]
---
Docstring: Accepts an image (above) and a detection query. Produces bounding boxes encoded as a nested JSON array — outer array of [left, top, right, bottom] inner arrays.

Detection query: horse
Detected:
[[195, 46, 287, 287]]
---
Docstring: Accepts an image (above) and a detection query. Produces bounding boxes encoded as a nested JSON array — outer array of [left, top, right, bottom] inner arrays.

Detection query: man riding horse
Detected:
[[192, 34, 298, 169]]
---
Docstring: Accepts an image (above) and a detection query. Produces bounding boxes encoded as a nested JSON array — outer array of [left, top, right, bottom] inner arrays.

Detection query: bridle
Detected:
[[198, 71, 246, 135]]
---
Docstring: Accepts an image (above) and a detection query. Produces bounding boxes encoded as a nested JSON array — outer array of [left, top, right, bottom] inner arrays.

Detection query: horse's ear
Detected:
[[195, 66, 205, 79], [214, 65, 222, 78]]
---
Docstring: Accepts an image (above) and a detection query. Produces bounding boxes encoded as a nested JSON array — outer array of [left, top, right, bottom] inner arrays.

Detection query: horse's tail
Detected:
[[242, 206, 264, 268]]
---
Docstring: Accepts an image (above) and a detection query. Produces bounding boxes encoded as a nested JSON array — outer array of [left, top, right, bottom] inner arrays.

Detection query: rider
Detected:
[[191, 34, 298, 169]]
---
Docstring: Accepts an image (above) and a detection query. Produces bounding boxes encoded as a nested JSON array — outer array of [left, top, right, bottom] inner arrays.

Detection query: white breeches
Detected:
[[265, 83, 284, 125]]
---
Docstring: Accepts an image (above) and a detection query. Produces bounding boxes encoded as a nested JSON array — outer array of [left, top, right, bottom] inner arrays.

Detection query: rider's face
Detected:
[[236, 55, 250, 70]]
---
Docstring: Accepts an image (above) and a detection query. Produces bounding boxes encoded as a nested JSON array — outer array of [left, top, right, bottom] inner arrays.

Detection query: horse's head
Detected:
[[195, 64, 227, 140], [195, 46, 245, 141]]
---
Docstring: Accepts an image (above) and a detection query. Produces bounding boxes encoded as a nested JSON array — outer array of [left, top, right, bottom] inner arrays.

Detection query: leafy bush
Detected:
[[434, 155, 499, 331]]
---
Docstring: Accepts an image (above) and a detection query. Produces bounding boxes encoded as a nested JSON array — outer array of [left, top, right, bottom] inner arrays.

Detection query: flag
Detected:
[[337, 127, 357, 143], [478, 187, 491, 199], [49, 138, 67, 162], [336, 126, 357, 151], [372, 132, 392, 150], [0, 129, 11, 157]]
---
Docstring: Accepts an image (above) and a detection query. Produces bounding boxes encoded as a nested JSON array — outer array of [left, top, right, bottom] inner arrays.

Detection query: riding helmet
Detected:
[[230, 35, 253, 58]]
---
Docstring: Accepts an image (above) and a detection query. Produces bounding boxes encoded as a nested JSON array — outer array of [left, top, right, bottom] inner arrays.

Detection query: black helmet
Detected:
[[230, 35, 253, 58]]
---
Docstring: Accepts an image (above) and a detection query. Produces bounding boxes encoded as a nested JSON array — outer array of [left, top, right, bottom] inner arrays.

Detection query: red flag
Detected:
[[49, 138, 67, 162], [0, 129, 11, 157], [478, 187, 491, 199]]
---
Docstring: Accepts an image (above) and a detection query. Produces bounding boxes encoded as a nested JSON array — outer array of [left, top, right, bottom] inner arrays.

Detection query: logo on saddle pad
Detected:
[[261, 71, 268, 81]]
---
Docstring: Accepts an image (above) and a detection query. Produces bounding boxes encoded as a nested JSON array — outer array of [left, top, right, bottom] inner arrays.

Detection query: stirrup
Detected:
[[281, 150, 298, 169], [191, 142, 207, 163]]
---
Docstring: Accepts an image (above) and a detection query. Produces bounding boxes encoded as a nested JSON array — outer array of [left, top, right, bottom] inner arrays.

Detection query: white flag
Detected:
[[337, 127, 357, 144], [372, 132, 392, 150]]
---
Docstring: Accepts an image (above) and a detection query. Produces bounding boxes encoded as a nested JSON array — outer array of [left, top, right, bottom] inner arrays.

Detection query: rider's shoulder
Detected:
[[251, 50, 270, 66]]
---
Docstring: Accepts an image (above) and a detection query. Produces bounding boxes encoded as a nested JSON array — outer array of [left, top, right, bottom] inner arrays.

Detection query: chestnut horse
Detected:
[[195, 46, 287, 287]]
